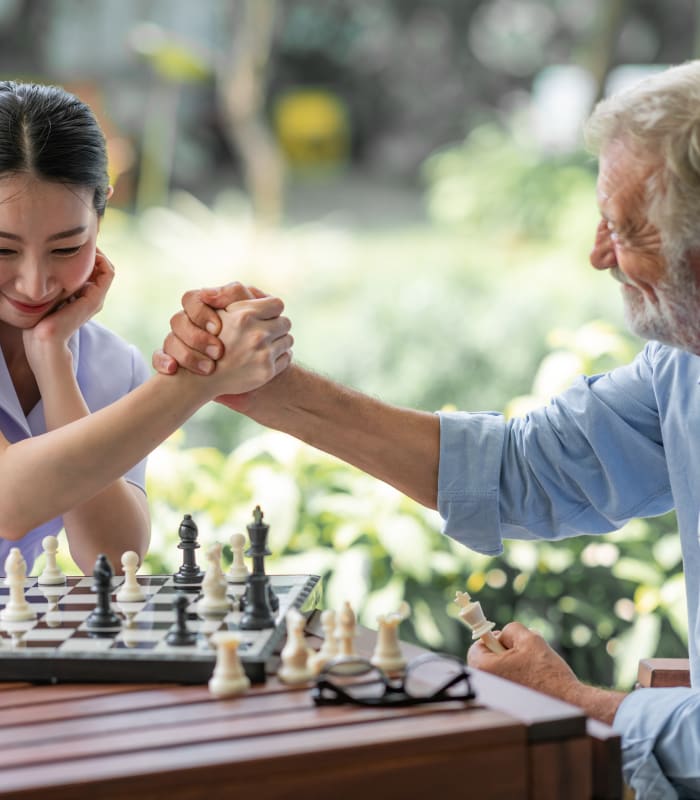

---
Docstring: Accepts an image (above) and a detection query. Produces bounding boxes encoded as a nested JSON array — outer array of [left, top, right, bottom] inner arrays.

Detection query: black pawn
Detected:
[[174, 514, 204, 585], [166, 592, 197, 646], [86, 554, 121, 636], [242, 505, 278, 612]]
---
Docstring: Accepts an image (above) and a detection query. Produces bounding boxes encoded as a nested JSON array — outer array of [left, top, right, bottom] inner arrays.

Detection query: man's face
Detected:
[[591, 140, 700, 354]]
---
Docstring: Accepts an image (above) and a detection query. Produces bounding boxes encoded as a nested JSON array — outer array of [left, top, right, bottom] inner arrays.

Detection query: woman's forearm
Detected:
[[0, 371, 208, 539], [32, 344, 152, 570]]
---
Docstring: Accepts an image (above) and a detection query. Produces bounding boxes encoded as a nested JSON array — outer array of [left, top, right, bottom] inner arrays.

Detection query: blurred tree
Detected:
[[216, 0, 285, 224], [576, 0, 629, 101], [129, 22, 212, 210]]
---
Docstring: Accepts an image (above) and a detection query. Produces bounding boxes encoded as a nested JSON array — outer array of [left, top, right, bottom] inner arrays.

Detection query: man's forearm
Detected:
[[242, 365, 441, 509], [563, 682, 627, 726]]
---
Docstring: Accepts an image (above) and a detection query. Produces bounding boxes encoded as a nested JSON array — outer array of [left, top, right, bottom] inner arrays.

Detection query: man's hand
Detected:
[[152, 282, 268, 377], [206, 295, 293, 397], [468, 622, 579, 698], [468, 621, 626, 725]]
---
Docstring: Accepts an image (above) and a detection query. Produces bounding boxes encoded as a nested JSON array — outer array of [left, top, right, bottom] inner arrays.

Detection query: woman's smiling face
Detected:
[[0, 174, 97, 330]]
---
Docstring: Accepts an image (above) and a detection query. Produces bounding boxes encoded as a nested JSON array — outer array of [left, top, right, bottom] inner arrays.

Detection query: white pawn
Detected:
[[116, 551, 146, 603], [308, 609, 338, 674], [208, 632, 251, 697], [454, 590, 506, 654], [334, 601, 358, 658], [198, 543, 232, 616], [37, 536, 66, 585], [371, 601, 410, 674], [1, 548, 36, 622], [278, 609, 314, 684], [226, 533, 249, 584]]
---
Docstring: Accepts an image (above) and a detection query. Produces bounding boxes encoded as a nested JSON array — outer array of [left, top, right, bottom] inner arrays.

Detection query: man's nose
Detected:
[[590, 219, 617, 270]]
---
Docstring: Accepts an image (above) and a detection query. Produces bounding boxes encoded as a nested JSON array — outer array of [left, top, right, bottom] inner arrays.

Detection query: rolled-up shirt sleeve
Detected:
[[437, 343, 675, 554], [614, 688, 700, 799]]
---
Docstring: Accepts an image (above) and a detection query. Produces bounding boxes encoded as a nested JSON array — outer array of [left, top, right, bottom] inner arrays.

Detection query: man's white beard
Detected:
[[620, 258, 700, 355]]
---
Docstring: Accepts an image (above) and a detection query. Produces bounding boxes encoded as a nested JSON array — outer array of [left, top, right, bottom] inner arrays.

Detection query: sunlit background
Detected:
[[6, 0, 697, 688]]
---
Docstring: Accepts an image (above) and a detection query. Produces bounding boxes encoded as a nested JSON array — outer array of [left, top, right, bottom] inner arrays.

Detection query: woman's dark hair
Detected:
[[0, 81, 109, 216]]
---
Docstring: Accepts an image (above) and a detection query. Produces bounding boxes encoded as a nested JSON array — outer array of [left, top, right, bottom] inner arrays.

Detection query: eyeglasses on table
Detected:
[[311, 652, 476, 708]]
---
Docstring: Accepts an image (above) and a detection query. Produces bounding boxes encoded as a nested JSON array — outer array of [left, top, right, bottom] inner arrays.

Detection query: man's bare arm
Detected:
[[231, 364, 440, 509]]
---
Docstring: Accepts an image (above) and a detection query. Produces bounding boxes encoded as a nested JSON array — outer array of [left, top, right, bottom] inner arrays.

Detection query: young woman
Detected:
[[0, 81, 292, 574]]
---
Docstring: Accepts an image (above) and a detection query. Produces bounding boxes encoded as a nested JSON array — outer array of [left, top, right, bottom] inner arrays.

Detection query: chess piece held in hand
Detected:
[[454, 590, 507, 654]]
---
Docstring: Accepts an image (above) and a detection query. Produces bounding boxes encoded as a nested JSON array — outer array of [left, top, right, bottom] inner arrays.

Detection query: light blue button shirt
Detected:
[[0, 321, 150, 574], [438, 341, 700, 798]]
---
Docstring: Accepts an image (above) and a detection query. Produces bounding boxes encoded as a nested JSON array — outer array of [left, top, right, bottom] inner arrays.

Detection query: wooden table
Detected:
[[0, 614, 621, 800]]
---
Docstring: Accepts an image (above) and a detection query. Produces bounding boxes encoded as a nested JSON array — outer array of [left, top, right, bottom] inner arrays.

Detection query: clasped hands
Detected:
[[152, 282, 293, 405]]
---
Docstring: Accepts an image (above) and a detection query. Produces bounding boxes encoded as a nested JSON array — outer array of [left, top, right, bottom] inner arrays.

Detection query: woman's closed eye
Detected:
[[52, 245, 84, 257]]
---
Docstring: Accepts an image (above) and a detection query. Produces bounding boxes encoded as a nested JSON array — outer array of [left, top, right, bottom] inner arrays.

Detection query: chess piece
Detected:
[[197, 543, 232, 617], [238, 573, 275, 630], [208, 632, 251, 697], [174, 514, 204, 585], [86, 554, 121, 635], [308, 609, 338, 674], [334, 601, 358, 658], [37, 535, 66, 585], [116, 551, 146, 603], [1, 548, 36, 622], [226, 533, 249, 584], [371, 601, 410, 674], [278, 609, 314, 684], [454, 590, 506, 654], [241, 506, 278, 612], [166, 592, 197, 646], [239, 507, 276, 631]]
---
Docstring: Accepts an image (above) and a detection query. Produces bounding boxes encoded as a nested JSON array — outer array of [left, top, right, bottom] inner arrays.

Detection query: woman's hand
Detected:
[[23, 249, 114, 372]]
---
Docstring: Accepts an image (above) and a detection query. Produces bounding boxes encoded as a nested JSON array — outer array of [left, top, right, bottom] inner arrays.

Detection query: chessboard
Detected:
[[0, 573, 320, 684]]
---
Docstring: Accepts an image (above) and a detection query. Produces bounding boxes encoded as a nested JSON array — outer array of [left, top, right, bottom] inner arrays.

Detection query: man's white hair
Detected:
[[584, 60, 700, 267]]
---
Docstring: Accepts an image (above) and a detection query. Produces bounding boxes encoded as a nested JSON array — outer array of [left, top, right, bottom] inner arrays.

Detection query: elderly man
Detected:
[[155, 61, 700, 798]]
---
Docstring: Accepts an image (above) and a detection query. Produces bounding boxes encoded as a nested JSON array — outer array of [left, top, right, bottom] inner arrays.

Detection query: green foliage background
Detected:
[[50, 124, 686, 691]]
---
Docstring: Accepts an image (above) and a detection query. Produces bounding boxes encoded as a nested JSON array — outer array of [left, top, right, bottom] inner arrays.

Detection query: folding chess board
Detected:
[[0, 573, 320, 684]]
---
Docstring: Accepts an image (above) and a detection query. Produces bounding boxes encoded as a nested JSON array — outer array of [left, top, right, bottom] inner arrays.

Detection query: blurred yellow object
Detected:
[[273, 89, 350, 167]]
